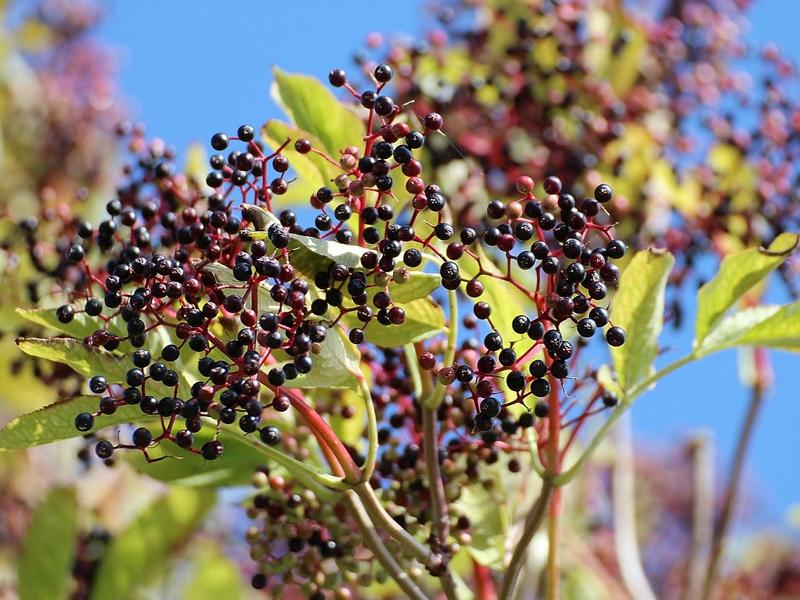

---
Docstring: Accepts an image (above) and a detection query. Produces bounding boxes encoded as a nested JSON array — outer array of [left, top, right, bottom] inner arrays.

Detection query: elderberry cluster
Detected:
[[415, 175, 626, 432]]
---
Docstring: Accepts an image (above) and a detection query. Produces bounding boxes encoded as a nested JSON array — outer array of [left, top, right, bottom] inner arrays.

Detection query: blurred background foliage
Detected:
[[0, 0, 797, 599]]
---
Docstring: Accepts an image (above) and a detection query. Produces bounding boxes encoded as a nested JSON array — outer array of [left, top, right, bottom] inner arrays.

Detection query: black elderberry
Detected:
[[75, 412, 94, 432], [606, 326, 626, 347], [594, 183, 613, 203], [531, 378, 551, 397], [260, 426, 281, 446], [201, 440, 224, 460], [95, 440, 114, 459]]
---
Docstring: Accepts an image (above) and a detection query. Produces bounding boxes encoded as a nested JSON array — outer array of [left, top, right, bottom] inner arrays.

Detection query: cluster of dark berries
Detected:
[[415, 175, 626, 433]]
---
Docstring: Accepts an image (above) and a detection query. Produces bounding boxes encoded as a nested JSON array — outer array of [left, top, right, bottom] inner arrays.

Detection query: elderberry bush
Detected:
[[4, 49, 798, 600]]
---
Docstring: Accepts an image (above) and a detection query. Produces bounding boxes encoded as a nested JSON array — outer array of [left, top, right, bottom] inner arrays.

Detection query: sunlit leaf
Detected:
[[181, 543, 245, 600], [345, 297, 446, 347], [388, 271, 441, 303], [16, 337, 127, 379], [281, 326, 361, 391], [610, 249, 674, 392], [262, 119, 337, 204], [0, 396, 152, 451], [271, 67, 364, 157], [695, 233, 798, 345]]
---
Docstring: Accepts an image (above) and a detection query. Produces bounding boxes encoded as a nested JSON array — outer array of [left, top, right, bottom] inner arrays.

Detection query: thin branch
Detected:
[[702, 382, 766, 598], [687, 431, 714, 600], [498, 479, 554, 600], [422, 405, 460, 600], [612, 413, 657, 600], [345, 491, 429, 600]]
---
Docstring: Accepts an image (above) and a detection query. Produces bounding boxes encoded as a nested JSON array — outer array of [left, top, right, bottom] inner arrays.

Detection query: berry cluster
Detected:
[[20, 60, 630, 597]]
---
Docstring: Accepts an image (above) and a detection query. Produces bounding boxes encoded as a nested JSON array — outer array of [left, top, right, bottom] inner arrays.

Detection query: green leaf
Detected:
[[289, 233, 368, 276], [696, 301, 800, 356], [16, 307, 102, 338], [283, 326, 361, 391], [197, 261, 281, 313], [181, 544, 245, 600], [458, 246, 529, 341], [695, 233, 798, 345], [92, 486, 214, 600], [126, 426, 268, 488], [271, 67, 364, 156], [388, 271, 441, 303], [18, 487, 79, 600], [0, 396, 152, 451], [16, 337, 127, 379], [610, 249, 674, 392], [261, 120, 338, 203], [345, 297, 446, 347], [455, 468, 510, 569], [241, 203, 280, 231]]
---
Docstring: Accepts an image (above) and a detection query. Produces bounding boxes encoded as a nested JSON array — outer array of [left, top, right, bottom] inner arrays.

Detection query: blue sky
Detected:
[[97, 1, 800, 529]]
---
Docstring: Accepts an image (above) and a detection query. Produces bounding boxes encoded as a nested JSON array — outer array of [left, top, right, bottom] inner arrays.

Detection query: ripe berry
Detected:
[[75, 412, 94, 432], [260, 426, 281, 446], [594, 183, 613, 203], [374, 63, 394, 83], [211, 133, 229, 151], [479, 397, 502, 418], [606, 326, 626, 347], [95, 440, 114, 459], [328, 69, 346, 87], [201, 440, 224, 460], [132, 427, 153, 448], [531, 378, 551, 397]]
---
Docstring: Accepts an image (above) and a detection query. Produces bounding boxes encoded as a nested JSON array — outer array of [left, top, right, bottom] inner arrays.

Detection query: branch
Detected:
[[498, 479, 554, 600], [686, 431, 714, 600], [612, 413, 657, 600], [345, 491, 429, 600]]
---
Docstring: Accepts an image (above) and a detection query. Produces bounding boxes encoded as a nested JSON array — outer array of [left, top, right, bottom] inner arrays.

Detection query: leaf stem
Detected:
[[554, 352, 696, 486], [356, 374, 378, 482], [612, 413, 657, 600], [353, 481, 434, 567], [344, 490, 430, 600], [426, 289, 459, 409]]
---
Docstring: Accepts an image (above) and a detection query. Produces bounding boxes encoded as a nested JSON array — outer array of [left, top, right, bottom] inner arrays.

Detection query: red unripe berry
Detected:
[[406, 177, 425, 194], [392, 122, 411, 137], [402, 160, 422, 177], [516, 176, 534, 194], [419, 352, 436, 370], [241, 309, 257, 327]]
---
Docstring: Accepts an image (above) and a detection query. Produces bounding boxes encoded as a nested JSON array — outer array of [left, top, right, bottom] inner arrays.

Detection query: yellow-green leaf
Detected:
[[610, 249, 674, 392], [345, 297, 447, 348], [695, 233, 798, 345], [0, 396, 153, 451], [284, 326, 361, 391], [181, 544, 245, 600], [18, 487, 79, 600], [271, 67, 364, 157], [16, 337, 127, 379], [261, 119, 337, 204]]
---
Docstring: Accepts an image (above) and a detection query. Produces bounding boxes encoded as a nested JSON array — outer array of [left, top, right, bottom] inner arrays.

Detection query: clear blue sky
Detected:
[[96, 1, 800, 530]]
